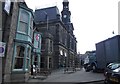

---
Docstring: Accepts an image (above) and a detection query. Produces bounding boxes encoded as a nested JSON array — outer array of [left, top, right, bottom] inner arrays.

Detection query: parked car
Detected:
[[104, 63, 120, 84]]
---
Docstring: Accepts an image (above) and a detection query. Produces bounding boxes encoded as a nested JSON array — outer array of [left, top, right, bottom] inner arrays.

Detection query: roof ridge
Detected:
[[35, 6, 57, 11]]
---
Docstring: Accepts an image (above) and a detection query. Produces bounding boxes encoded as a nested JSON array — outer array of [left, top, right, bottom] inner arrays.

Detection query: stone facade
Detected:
[[34, 0, 77, 71], [61, 0, 77, 68], [2, 1, 35, 83], [2, 2, 19, 83], [0, 2, 2, 84]]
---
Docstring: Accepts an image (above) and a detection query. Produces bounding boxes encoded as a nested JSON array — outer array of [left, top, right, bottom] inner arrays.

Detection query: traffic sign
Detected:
[[0, 42, 6, 57], [0, 47, 4, 53]]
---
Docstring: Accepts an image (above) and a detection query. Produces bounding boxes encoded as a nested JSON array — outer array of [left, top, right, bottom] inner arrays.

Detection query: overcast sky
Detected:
[[25, 0, 119, 54]]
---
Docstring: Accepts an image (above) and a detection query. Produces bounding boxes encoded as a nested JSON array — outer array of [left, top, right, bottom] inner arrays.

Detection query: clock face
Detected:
[[63, 15, 67, 18], [65, 6, 68, 8]]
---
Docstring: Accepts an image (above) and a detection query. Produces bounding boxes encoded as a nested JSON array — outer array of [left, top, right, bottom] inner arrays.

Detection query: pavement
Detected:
[[28, 68, 105, 83]]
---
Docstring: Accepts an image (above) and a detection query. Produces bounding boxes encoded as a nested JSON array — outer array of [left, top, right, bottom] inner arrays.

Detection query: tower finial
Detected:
[[63, 0, 68, 2]]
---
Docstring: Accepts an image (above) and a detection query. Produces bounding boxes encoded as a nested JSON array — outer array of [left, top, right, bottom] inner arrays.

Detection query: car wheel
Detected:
[[104, 79, 112, 84], [104, 79, 108, 84], [85, 68, 88, 72]]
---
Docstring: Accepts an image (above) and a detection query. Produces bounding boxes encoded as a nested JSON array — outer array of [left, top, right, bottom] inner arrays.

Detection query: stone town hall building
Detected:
[[34, 0, 77, 71]]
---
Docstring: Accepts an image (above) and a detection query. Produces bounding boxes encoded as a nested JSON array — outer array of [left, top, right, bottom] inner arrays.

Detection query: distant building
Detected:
[[34, 0, 77, 71], [75, 54, 81, 68]]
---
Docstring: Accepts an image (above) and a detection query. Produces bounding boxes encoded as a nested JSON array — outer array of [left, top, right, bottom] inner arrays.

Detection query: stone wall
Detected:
[[0, 2, 2, 84], [3, 2, 19, 83]]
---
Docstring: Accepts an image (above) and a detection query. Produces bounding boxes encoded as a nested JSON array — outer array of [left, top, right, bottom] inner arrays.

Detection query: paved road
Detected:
[[28, 68, 105, 83]]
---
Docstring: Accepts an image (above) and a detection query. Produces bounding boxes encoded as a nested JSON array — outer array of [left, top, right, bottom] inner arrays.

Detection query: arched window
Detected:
[[14, 45, 25, 69]]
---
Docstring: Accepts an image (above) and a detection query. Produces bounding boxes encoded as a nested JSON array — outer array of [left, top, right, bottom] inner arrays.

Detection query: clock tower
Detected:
[[61, 0, 71, 24]]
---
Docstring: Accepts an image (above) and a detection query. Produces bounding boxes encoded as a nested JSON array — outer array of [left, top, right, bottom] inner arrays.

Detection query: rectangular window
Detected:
[[30, 17, 33, 37], [17, 9, 29, 34], [41, 39, 45, 51], [34, 56, 38, 67], [40, 57, 45, 68], [14, 46, 25, 69], [50, 40, 53, 52], [20, 11, 29, 23], [19, 22, 27, 33], [26, 48, 30, 70], [14, 58, 23, 69], [49, 58, 52, 68]]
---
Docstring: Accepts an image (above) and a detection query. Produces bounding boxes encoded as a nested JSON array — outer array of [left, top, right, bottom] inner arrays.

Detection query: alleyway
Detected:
[[28, 68, 105, 83]]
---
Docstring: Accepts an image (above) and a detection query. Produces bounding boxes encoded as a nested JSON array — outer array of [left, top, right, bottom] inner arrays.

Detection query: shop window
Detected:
[[14, 45, 25, 69], [50, 40, 53, 52], [18, 10, 29, 34]]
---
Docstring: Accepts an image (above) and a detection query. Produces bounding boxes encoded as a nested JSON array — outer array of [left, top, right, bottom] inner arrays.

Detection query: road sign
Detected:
[[0, 47, 4, 53], [0, 42, 6, 57]]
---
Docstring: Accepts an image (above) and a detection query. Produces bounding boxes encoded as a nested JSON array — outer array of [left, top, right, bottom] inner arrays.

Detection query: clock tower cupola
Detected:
[[61, 0, 71, 24]]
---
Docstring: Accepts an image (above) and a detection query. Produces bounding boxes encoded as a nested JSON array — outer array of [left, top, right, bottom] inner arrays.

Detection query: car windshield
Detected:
[[108, 63, 120, 70]]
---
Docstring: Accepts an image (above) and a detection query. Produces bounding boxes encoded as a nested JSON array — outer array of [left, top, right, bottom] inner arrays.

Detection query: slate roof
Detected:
[[34, 6, 60, 23]]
